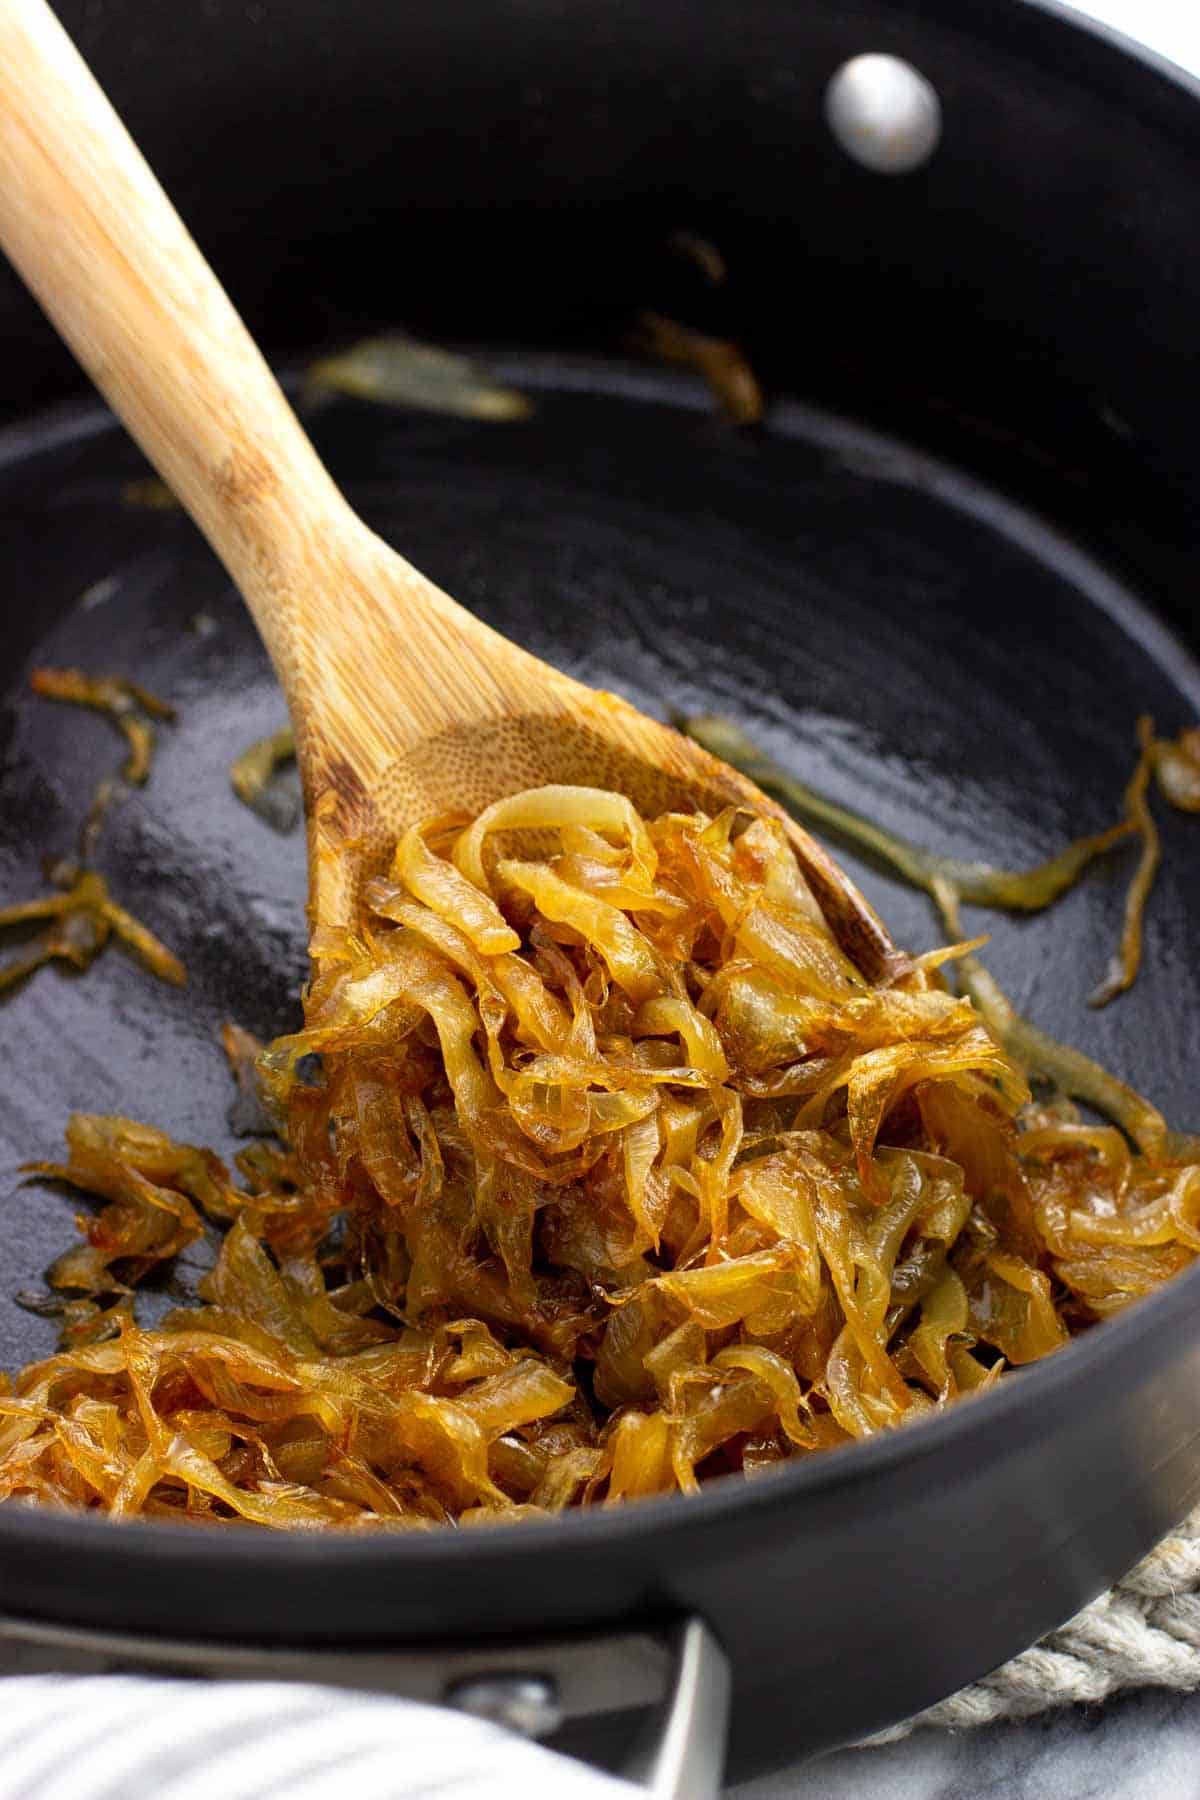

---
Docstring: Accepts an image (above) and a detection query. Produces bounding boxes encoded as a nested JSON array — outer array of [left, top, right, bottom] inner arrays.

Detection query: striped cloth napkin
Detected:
[[0, 1675, 639, 1800]]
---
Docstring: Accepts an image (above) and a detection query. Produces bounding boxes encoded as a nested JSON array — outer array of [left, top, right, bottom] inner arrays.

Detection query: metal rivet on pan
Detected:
[[825, 53, 942, 174], [444, 1672, 563, 1738]]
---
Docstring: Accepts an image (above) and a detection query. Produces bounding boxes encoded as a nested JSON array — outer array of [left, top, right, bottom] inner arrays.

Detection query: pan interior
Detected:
[[0, 349, 1197, 1371]]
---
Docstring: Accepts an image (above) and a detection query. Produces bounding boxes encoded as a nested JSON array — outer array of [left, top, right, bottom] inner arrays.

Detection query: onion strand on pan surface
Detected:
[[683, 711, 1196, 1012], [682, 714, 1137, 912]]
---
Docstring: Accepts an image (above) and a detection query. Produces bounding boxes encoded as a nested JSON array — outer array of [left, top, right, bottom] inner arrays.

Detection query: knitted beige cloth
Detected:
[[870, 1504, 1200, 1740]]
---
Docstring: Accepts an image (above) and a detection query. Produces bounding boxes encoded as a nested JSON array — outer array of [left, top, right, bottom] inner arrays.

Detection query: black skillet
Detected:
[[1, 0, 1199, 1788]]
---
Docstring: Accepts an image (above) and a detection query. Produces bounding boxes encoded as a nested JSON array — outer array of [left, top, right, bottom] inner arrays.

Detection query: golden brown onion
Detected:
[[3, 784, 1197, 1529]]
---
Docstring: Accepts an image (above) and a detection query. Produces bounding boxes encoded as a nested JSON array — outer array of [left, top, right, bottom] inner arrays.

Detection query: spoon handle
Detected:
[[0, 0, 353, 665]]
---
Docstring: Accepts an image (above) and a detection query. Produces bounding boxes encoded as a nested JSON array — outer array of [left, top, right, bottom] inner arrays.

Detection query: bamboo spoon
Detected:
[[0, 0, 896, 978]]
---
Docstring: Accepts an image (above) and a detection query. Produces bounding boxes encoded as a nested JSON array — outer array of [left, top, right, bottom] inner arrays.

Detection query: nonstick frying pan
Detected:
[[0, 0, 1199, 1789]]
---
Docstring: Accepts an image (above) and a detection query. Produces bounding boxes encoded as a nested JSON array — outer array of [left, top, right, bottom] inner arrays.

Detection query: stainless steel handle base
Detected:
[[623, 1617, 730, 1799], [0, 1608, 730, 1798]]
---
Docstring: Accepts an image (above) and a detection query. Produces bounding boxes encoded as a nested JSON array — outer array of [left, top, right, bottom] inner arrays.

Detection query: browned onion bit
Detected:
[[632, 314, 765, 425], [10, 670, 184, 993], [0, 868, 183, 994], [230, 727, 300, 833], [1152, 725, 1200, 813], [31, 666, 174, 786]]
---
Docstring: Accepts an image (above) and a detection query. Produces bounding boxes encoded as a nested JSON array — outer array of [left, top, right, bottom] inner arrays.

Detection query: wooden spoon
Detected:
[[0, 0, 896, 978]]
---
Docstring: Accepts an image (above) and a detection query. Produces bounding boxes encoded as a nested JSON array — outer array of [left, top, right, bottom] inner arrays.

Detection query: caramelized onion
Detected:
[[3, 784, 1197, 1528]]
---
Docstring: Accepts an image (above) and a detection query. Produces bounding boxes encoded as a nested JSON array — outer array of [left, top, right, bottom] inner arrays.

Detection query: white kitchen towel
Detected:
[[0, 1674, 639, 1800]]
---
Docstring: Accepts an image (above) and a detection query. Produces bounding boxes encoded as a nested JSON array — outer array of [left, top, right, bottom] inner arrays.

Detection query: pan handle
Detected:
[[0, 1607, 730, 1799], [619, 1616, 731, 1798]]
